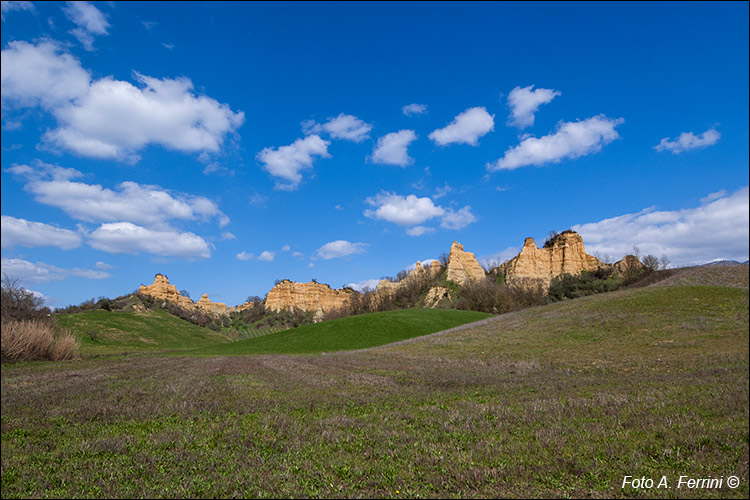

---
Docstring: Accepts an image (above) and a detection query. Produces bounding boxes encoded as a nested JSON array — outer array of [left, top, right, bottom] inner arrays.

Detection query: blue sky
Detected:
[[2, 1, 748, 308]]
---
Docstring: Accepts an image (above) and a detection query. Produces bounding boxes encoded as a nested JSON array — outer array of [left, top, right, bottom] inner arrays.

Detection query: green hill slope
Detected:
[[56, 309, 231, 355], [3, 284, 747, 498], [191, 308, 492, 355]]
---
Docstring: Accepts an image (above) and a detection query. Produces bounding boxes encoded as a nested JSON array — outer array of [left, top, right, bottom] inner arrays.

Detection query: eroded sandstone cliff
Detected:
[[264, 280, 354, 313], [138, 274, 196, 310], [495, 231, 606, 289], [445, 241, 486, 285]]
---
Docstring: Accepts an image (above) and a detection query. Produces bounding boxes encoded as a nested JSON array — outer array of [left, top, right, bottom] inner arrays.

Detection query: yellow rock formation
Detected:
[[445, 241, 486, 285], [375, 260, 443, 297], [613, 254, 644, 276], [195, 294, 229, 315], [496, 231, 606, 289], [138, 274, 196, 310], [264, 280, 354, 313]]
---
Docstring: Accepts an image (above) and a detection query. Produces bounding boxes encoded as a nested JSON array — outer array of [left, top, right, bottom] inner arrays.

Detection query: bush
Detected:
[[548, 271, 620, 301], [1, 320, 79, 362], [456, 278, 547, 314]]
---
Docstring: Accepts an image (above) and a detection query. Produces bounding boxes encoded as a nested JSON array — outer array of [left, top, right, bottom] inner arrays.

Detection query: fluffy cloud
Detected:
[[506, 85, 561, 128], [572, 187, 749, 267], [316, 240, 367, 260], [428, 107, 495, 146], [1, 257, 111, 283], [236, 251, 254, 261], [1, 215, 81, 250], [47, 73, 245, 161], [488, 114, 624, 171], [257, 135, 330, 190], [364, 192, 445, 226], [1, 41, 244, 162], [654, 128, 720, 154], [364, 192, 477, 234], [440, 206, 478, 230], [302, 113, 372, 142], [12, 163, 229, 229], [1, 41, 91, 109], [402, 103, 428, 116], [63, 1, 110, 51], [88, 222, 211, 259], [257, 250, 275, 262], [371, 130, 417, 166]]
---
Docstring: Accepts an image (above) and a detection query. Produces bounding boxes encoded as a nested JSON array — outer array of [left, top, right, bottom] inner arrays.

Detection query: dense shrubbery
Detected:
[[454, 278, 547, 314], [548, 269, 621, 301], [2, 274, 78, 362]]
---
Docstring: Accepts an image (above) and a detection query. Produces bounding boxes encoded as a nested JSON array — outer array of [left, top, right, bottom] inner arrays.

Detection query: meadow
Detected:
[[1, 270, 748, 498]]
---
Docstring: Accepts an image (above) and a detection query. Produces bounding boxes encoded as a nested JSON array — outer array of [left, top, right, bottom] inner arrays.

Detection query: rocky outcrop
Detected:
[[264, 280, 355, 313], [446, 241, 486, 285], [613, 255, 644, 276], [195, 294, 229, 315], [495, 231, 606, 290], [375, 260, 443, 298], [138, 274, 196, 310], [423, 285, 451, 308]]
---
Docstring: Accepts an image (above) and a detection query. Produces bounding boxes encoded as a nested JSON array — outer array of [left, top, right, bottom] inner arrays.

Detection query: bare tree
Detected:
[[659, 254, 671, 270], [1, 273, 49, 323], [642, 254, 660, 271]]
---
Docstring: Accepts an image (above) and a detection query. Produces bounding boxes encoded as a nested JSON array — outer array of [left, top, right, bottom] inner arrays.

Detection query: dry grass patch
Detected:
[[1, 320, 79, 362]]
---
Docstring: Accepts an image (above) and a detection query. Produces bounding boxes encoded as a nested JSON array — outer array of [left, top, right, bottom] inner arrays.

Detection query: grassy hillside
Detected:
[[2, 283, 747, 498], [191, 308, 492, 355], [56, 309, 231, 355]]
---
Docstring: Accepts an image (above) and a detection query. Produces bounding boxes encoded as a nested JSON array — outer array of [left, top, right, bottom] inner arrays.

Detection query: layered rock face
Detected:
[[138, 274, 196, 310], [264, 280, 354, 313], [195, 294, 229, 315], [445, 241, 486, 285], [375, 260, 443, 297], [496, 231, 606, 289], [613, 254, 644, 276]]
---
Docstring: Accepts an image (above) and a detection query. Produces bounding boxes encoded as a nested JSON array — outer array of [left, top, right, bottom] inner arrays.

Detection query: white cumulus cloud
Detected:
[[364, 192, 445, 226], [302, 113, 372, 142], [88, 222, 211, 259], [46, 72, 245, 162], [11, 163, 229, 229], [572, 186, 749, 267], [371, 130, 417, 167], [440, 206, 478, 230], [429, 107, 495, 146], [257, 134, 330, 190], [488, 114, 624, 171], [1, 40, 91, 109], [1, 215, 82, 250], [316, 240, 367, 260], [1, 41, 244, 162], [654, 128, 720, 154], [257, 250, 275, 262], [402, 103, 428, 116], [506, 84, 561, 129]]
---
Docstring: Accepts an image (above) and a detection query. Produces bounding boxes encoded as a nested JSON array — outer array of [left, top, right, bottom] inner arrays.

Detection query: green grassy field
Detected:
[[191, 308, 492, 355], [55, 309, 231, 355], [2, 278, 748, 498]]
